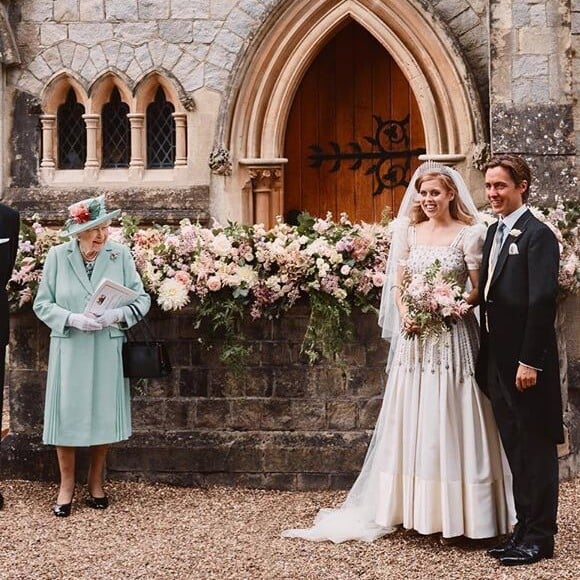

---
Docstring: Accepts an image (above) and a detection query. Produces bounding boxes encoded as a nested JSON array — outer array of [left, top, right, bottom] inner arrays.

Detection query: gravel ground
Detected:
[[0, 478, 577, 580]]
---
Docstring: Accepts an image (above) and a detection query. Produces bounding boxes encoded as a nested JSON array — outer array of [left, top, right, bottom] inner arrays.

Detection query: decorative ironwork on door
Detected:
[[308, 114, 426, 196]]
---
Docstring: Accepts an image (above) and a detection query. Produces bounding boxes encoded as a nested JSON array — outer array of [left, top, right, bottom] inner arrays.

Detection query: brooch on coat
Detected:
[[110, 251, 120, 261]]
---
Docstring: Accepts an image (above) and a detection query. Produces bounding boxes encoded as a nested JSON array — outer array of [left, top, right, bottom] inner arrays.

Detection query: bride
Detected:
[[283, 162, 515, 543]]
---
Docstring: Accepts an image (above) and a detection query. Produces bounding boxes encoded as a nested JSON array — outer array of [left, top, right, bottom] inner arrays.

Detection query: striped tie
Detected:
[[484, 221, 506, 300]]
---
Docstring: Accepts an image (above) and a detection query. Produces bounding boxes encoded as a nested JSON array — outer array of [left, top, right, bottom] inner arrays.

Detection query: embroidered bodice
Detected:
[[406, 232, 469, 287], [396, 223, 487, 289]]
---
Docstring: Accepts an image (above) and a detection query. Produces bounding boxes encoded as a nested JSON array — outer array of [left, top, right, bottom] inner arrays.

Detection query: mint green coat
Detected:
[[33, 240, 151, 446]]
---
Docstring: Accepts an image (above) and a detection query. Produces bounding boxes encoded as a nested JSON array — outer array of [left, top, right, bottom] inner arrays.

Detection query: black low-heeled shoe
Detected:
[[52, 501, 72, 517], [86, 495, 109, 510]]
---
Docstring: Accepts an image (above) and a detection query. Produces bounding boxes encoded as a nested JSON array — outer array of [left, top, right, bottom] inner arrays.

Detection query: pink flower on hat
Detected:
[[69, 203, 91, 224]]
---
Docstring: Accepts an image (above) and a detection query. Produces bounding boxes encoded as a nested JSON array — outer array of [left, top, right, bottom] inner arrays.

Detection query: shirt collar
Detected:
[[500, 205, 528, 233]]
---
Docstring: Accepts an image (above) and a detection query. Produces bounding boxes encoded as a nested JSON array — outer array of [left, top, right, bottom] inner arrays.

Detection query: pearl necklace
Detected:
[[80, 247, 98, 262]]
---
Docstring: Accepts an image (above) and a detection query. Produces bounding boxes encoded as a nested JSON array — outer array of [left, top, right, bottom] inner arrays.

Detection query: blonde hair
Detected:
[[410, 171, 475, 225]]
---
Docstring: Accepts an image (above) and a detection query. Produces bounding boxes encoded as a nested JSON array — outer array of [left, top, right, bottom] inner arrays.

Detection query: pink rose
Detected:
[[207, 276, 222, 292], [372, 272, 384, 287], [174, 271, 192, 287]]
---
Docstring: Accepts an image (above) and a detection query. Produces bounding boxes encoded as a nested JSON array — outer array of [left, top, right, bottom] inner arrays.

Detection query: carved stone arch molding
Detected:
[[89, 70, 134, 113], [41, 71, 89, 114], [223, 0, 487, 226], [134, 71, 192, 113]]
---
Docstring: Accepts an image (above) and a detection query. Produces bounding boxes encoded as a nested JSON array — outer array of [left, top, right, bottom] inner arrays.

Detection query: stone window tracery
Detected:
[[40, 72, 188, 184], [146, 87, 175, 169], [101, 87, 130, 169], [57, 89, 86, 170]]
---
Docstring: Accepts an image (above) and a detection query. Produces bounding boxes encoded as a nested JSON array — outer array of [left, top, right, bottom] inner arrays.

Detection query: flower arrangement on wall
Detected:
[[8, 200, 579, 368], [9, 212, 391, 369]]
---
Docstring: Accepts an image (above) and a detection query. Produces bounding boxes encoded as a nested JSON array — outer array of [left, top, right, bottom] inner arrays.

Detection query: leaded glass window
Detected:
[[146, 87, 175, 169], [102, 88, 130, 168], [57, 89, 86, 169]]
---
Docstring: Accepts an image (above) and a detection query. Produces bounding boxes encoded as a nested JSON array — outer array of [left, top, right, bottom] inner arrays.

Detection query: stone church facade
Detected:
[[0, 1, 578, 485]]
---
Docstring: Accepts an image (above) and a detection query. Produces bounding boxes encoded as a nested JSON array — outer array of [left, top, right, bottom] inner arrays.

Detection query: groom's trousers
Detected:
[[486, 352, 558, 544]]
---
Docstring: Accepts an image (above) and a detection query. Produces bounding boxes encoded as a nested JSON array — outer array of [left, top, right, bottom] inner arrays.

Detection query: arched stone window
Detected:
[[40, 71, 188, 184], [102, 87, 130, 169], [146, 87, 176, 169], [57, 88, 86, 170]]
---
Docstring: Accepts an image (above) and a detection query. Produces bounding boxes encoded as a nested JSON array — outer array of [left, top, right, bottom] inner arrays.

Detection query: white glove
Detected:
[[96, 308, 125, 328], [67, 313, 103, 332]]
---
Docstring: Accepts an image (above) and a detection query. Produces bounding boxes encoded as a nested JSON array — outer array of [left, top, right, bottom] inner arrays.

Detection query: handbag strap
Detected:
[[126, 303, 156, 344]]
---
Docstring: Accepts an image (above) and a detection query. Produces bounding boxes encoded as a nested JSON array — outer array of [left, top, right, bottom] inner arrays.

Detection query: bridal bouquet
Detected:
[[400, 259, 471, 340]]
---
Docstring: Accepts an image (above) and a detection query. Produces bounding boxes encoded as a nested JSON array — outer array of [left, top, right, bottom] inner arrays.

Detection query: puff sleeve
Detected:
[[462, 223, 487, 270]]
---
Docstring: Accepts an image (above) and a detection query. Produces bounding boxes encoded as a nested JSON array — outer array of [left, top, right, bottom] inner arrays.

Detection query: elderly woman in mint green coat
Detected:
[[34, 196, 150, 517]]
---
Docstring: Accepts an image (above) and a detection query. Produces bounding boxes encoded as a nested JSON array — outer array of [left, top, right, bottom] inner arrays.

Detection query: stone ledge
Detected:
[[0, 430, 371, 490], [4, 186, 211, 225]]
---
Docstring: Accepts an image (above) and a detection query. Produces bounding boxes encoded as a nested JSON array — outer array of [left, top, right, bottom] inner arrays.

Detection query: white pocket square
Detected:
[[0, 238, 9, 244], [508, 242, 519, 255]]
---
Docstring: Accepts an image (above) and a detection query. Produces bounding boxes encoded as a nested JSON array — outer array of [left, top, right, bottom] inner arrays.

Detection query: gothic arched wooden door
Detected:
[[284, 21, 426, 224]]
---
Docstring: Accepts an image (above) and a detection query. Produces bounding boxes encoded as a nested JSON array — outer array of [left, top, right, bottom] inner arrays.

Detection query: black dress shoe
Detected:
[[487, 524, 526, 559], [487, 535, 518, 558], [52, 501, 72, 517], [499, 541, 554, 566], [86, 495, 109, 510]]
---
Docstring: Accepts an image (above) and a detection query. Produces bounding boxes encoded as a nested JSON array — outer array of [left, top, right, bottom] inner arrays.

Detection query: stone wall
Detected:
[[2, 304, 387, 489], [3, 0, 493, 225], [3, 299, 579, 489], [489, 0, 577, 200]]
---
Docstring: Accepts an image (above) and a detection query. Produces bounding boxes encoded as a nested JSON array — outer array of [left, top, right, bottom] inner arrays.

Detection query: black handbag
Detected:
[[122, 304, 172, 378]]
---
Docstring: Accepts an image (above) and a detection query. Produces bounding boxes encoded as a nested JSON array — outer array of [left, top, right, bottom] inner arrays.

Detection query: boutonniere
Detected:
[[509, 228, 522, 238], [508, 243, 519, 255], [110, 251, 120, 261]]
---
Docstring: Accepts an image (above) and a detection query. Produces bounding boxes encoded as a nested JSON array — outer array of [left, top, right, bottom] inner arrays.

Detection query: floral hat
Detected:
[[60, 195, 121, 238]]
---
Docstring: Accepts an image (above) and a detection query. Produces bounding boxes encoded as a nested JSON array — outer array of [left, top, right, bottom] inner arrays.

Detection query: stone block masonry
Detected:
[[2, 304, 387, 490], [490, 0, 577, 200], [3, 300, 579, 487]]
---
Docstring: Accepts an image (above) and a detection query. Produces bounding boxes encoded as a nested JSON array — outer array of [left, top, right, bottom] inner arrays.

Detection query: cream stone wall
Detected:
[[1, 1, 575, 223], [3, 0, 495, 224]]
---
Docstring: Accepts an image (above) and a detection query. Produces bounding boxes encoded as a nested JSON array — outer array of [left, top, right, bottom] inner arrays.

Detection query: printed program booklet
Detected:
[[85, 278, 138, 316]]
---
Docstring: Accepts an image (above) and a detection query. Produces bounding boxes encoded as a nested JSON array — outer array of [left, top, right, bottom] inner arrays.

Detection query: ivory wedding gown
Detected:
[[283, 224, 515, 543]]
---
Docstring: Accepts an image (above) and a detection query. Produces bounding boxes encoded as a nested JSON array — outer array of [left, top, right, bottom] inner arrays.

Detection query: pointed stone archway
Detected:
[[220, 0, 487, 226]]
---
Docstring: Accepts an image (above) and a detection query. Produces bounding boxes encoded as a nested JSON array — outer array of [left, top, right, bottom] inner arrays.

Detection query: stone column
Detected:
[[172, 112, 187, 167], [82, 113, 100, 179], [127, 113, 145, 179], [39, 114, 56, 180], [239, 158, 288, 228]]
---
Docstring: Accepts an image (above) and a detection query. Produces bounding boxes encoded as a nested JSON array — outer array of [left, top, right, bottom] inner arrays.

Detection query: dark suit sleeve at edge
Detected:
[[519, 225, 559, 368]]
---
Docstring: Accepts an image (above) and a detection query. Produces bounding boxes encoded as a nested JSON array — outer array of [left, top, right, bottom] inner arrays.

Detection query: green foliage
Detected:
[[301, 292, 353, 365], [120, 213, 141, 239], [194, 293, 252, 377]]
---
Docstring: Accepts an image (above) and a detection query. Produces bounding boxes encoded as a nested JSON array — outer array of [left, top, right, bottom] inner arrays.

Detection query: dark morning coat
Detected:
[[0, 203, 20, 347], [476, 209, 564, 443]]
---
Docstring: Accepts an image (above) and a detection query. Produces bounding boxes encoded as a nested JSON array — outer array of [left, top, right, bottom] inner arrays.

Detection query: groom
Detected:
[[477, 154, 563, 566]]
